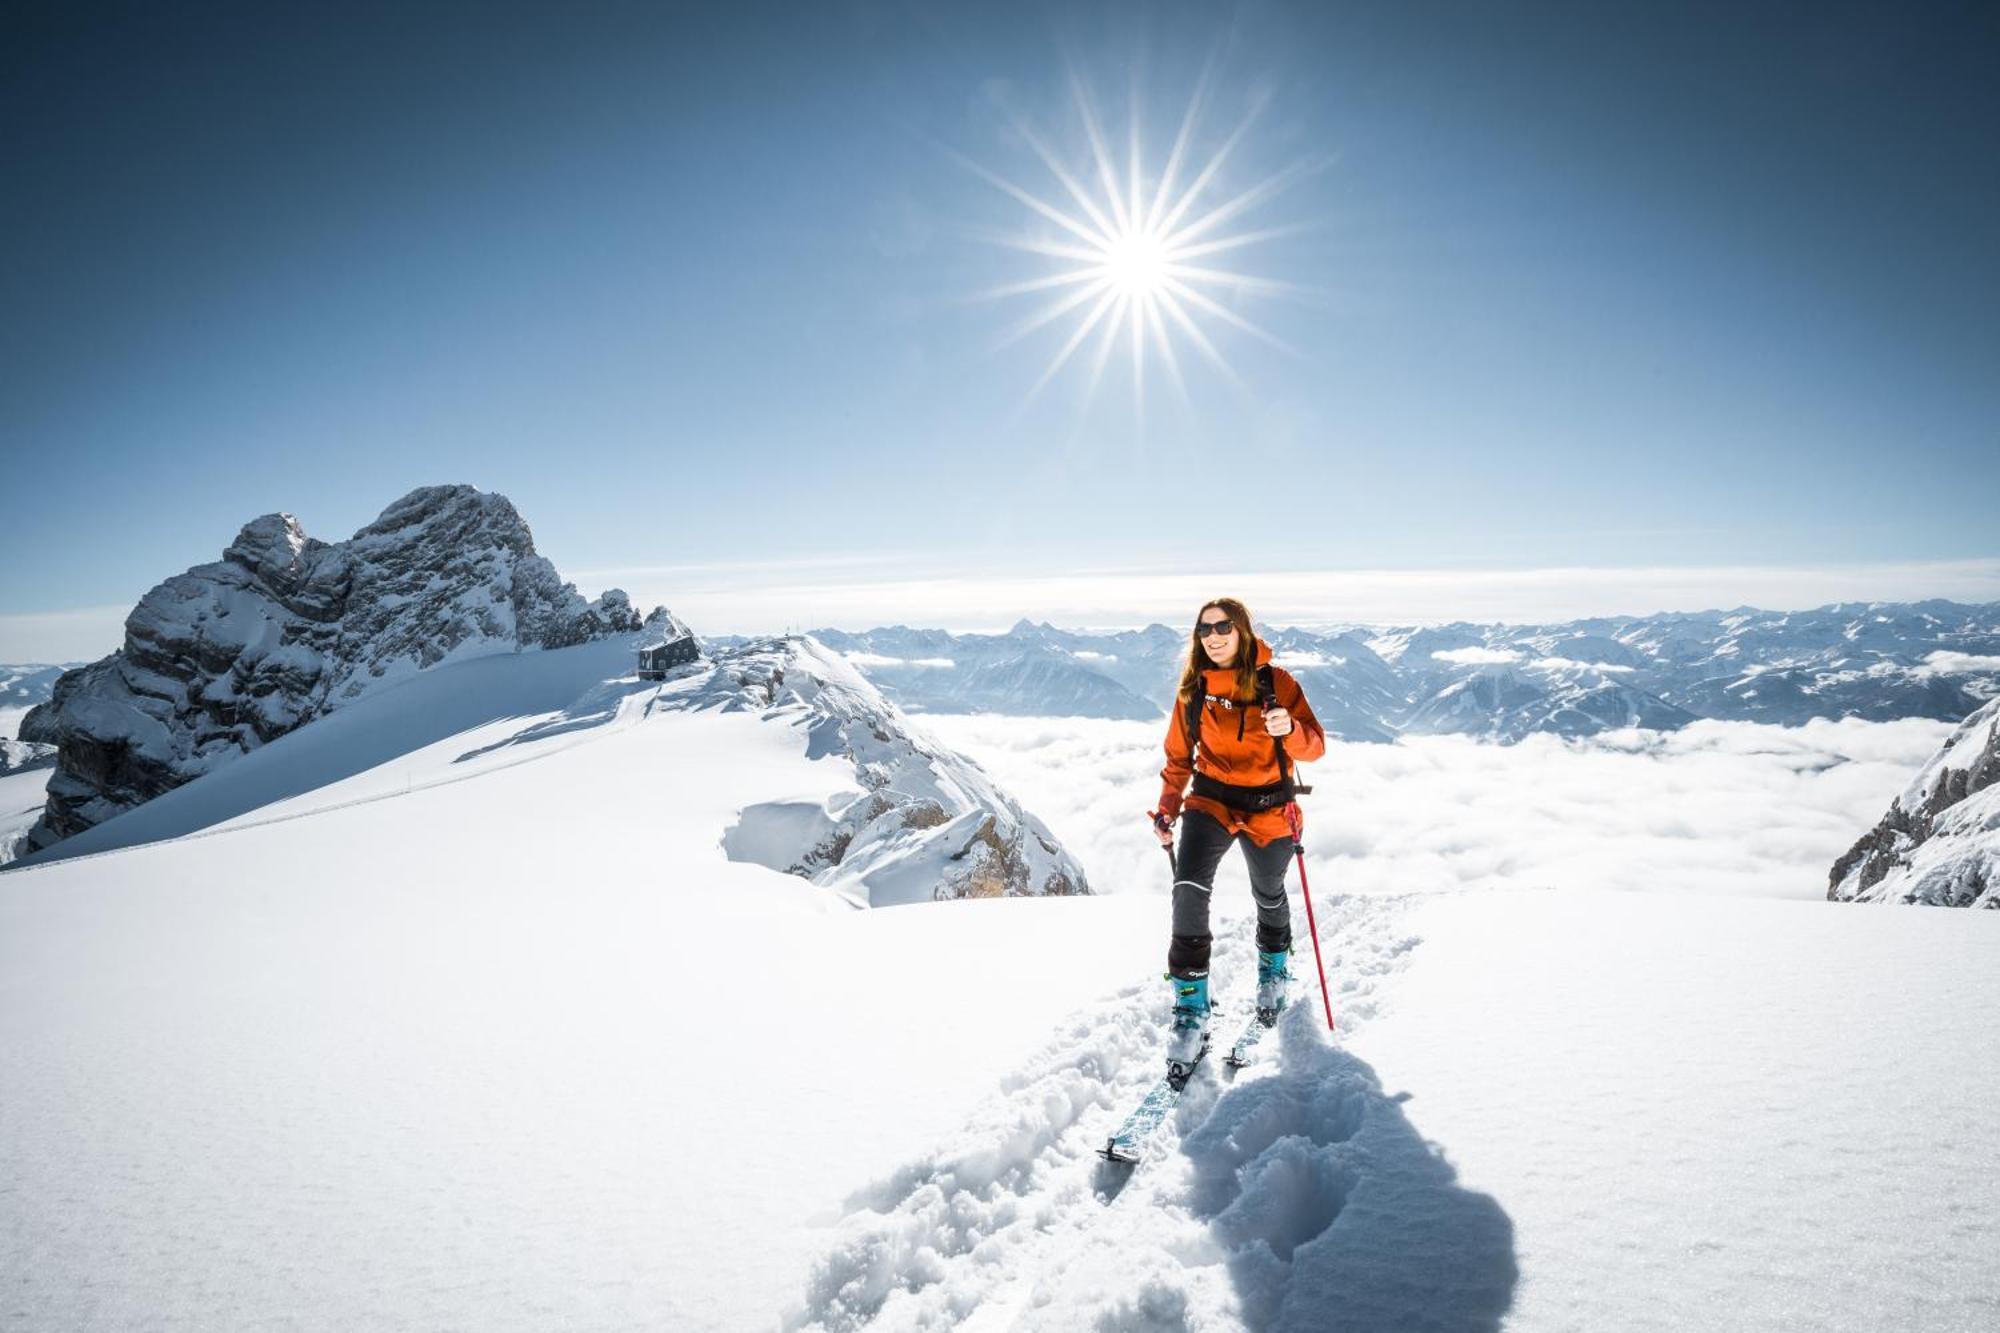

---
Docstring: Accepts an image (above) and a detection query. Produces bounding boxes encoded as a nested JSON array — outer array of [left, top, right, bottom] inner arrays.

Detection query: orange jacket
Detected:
[[1155, 637, 1326, 846]]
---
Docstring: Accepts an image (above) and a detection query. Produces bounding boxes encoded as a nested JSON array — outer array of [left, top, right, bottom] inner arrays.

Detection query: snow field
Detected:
[[1337, 889, 2000, 1333], [5, 644, 1997, 1331], [0, 653, 1164, 1330], [788, 894, 1496, 1332], [790, 882, 2000, 1332]]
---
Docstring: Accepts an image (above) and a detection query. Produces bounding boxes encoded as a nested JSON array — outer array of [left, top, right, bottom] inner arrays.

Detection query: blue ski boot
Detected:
[[1165, 974, 1210, 1085], [1255, 950, 1291, 1025]]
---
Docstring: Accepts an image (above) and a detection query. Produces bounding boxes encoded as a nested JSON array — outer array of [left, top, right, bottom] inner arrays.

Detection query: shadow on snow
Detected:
[[1182, 1014, 1518, 1332]]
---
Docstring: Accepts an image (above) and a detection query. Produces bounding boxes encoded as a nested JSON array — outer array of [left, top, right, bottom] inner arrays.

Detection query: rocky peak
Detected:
[[1830, 696, 2000, 908], [698, 635, 1087, 904], [18, 484, 655, 854], [222, 513, 321, 587]]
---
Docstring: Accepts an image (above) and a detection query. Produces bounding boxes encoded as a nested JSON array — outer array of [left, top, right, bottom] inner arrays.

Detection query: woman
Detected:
[[1148, 597, 1326, 1079]]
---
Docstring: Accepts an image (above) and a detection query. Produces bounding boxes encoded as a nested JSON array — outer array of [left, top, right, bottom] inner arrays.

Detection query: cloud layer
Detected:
[[913, 714, 1952, 916], [578, 558, 2000, 639]]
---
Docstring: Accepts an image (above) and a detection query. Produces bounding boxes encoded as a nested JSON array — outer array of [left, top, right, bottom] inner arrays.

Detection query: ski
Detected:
[[1224, 1011, 1277, 1069], [1099, 1036, 1208, 1165]]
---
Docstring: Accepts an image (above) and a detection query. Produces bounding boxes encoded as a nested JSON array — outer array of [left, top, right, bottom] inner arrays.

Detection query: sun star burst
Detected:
[[963, 65, 1323, 417]]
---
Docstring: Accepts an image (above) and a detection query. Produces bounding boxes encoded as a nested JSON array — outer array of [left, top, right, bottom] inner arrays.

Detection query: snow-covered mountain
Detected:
[[807, 622, 1162, 721], [17, 485, 648, 856], [0, 740, 56, 864], [753, 600, 2000, 744], [1399, 658, 1696, 740], [691, 636, 1086, 903], [0, 738, 55, 775], [1830, 696, 2000, 908], [1, 662, 71, 714], [5, 623, 1087, 907], [0, 662, 74, 742]]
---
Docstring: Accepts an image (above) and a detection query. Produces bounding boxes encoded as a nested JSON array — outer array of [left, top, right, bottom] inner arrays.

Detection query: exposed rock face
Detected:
[[1830, 696, 2000, 908], [706, 636, 1088, 904], [19, 485, 645, 853]]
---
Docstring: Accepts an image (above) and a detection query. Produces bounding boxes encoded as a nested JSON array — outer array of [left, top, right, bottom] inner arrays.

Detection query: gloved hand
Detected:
[[1148, 809, 1175, 847]]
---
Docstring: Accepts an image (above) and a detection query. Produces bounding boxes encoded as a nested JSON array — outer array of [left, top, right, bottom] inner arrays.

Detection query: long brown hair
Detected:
[[1176, 598, 1259, 705]]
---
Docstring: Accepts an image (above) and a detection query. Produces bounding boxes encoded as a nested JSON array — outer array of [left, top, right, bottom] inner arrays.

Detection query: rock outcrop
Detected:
[[705, 636, 1087, 904], [19, 485, 646, 853], [1829, 696, 2000, 908]]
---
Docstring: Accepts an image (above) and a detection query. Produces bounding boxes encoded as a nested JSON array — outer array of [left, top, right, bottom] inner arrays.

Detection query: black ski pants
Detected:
[[1168, 807, 1294, 978]]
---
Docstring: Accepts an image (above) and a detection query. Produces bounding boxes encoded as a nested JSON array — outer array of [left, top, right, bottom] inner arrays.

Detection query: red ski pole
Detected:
[[1287, 801, 1336, 1033]]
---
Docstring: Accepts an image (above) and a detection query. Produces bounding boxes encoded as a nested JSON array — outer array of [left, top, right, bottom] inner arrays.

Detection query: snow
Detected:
[[789, 888, 1999, 1332], [0, 765, 50, 861], [1896, 697, 1997, 815], [4, 645, 1997, 1329], [1344, 890, 1999, 1332], [843, 653, 957, 670], [1431, 646, 1523, 665], [0, 647, 1156, 1329], [1528, 655, 1635, 673]]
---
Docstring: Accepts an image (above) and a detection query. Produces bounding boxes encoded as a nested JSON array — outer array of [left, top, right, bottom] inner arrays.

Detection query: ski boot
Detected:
[[1255, 950, 1291, 1026], [1164, 973, 1210, 1086]]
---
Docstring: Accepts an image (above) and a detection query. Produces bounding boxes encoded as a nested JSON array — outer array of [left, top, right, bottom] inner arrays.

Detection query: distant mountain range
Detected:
[[1, 664, 78, 732], [713, 600, 2000, 743]]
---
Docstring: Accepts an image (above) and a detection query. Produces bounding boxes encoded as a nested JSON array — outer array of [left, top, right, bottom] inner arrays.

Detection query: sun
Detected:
[[957, 63, 1325, 415], [1101, 229, 1171, 298]]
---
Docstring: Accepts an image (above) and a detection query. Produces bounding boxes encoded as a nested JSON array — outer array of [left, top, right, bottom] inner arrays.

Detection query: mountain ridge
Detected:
[[719, 600, 2000, 743]]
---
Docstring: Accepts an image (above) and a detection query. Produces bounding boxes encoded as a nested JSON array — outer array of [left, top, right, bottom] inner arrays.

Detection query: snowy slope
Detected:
[[792, 889, 1998, 1332], [0, 641, 1137, 1330], [1830, 696, 2000, 907], [20, 485, 647, 854], [4, 692, 1996, 1329], [8, 633, 1087, 905], [0, 764, 51, 864]]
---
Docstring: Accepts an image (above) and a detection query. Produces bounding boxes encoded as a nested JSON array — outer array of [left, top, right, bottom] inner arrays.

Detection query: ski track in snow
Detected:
[[789, 893, 1508, 1332]]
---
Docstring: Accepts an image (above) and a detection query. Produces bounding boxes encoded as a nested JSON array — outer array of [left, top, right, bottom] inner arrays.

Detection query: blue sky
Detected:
[[3, 0, 1996, 659]]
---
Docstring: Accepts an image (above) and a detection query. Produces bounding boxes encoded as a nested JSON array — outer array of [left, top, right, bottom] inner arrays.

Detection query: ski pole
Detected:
[[1288, 801, 1336, 1033]]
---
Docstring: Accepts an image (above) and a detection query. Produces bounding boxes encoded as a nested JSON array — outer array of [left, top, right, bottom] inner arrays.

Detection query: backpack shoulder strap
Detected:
[[1257, 663, 1312, 796], [1183, 687, 1204, 761]]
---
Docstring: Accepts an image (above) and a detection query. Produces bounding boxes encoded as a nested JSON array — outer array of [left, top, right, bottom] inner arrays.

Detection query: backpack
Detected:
[[1182, 663, 1314, 812]]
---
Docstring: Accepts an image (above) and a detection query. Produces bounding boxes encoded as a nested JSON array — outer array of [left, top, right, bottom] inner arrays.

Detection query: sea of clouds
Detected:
[[913, 714, 1951, 908]]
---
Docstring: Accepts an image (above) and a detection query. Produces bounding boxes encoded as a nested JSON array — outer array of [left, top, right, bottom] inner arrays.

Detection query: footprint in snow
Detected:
[[788, 894, 1514, 1332]]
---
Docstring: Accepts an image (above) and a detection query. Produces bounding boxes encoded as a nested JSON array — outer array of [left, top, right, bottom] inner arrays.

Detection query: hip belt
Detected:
[[1190, 771, 1310, 813]]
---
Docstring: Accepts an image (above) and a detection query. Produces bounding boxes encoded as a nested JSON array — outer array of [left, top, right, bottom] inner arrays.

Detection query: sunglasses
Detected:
[[1196, 619, 1237, 639]]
